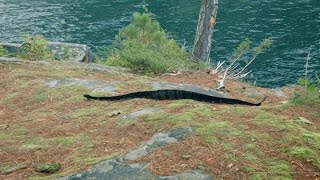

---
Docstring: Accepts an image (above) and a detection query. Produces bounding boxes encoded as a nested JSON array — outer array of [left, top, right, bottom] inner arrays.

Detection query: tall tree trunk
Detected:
[[192, 0, 218, 62]]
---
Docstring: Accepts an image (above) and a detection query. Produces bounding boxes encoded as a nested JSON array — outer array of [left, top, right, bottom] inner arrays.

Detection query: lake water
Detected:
[[0, 0, 319, 87]]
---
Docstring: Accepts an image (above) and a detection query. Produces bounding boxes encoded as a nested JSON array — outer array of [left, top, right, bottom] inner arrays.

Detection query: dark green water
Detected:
[[1, 0, 319, 87]]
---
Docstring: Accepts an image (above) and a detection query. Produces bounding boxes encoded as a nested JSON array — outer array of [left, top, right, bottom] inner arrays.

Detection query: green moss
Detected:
[[301, 131, 320, 150], [33, 162, 61, 174], [170, 112, 195, 122], [21, 135, 92, 151], [189, 105, 216, 117], [12, 126, 29, 139], [245, 157, 292, 179], [246, 153, 258, 161], [217, 106, 248, 117], [249, 173, 263, 180], [48, 65, 89, 78], [143, 112, 170, 128], [74, 153, 120, 167], [63, 96, 84, 103], [18, 81, 31, 89], [1, 126, 28, 152], [167, 99, 195, 108], [12, 69, 36, 78], [31, 88, 48, 103], [0, 163, 16, 174], [289, 147, 320, 168], [269, 160, 292, 179], [145, 104, 219, 129], [195, 121, 246, 144], [252, 110, 287, 129], [63, 107, 101, 119], [0, 92, 21, 104], [0, 131, 9, 139], [47, 85, 90, 100]]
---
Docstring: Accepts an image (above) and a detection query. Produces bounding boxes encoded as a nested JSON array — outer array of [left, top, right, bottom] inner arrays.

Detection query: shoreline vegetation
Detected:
[[0, 11, 319, 180]]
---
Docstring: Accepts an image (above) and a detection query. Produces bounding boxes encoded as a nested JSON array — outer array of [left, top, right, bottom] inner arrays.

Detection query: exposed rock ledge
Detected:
[[58, 127, 212, 180], [0, 42, 94, 62]]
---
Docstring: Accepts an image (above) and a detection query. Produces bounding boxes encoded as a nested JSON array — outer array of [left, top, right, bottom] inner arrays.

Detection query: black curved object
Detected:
[[84, 89, 266, 106]]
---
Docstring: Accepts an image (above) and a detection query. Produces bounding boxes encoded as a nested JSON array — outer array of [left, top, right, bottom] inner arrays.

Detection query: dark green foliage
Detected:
[[106, 12, 205, 74]]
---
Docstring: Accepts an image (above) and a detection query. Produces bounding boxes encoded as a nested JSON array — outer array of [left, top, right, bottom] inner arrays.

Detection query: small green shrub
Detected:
[[291, 78, 320, 106], [0, 46, 11, 57], [19, 33, 53, 61], [106, 12, 205, 74]]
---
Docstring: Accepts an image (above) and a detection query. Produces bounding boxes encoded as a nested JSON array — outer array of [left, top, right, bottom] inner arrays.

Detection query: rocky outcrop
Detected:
[[45, 79, 119, 94], [0, 42, 94, 62], [58, 127, 212, 180]]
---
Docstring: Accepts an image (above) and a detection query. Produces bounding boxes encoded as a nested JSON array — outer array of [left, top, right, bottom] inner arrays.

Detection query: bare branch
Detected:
[[305, 49, 311, 88]]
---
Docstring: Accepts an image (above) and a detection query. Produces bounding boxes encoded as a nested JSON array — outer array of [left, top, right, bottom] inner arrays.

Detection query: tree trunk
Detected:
[[192, 0, 218, 62]]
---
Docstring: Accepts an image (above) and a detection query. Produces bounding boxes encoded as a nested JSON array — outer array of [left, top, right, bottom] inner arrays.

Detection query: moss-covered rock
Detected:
[[33, 162, 61, 174]]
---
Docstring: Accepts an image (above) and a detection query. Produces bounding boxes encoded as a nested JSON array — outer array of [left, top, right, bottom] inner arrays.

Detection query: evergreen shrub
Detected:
[[106, 12, 205, 74], [19, 33, 53, 61]]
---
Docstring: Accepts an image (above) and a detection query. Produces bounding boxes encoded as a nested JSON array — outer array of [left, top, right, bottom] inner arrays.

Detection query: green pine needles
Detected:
[[106, 12, 205, 75]]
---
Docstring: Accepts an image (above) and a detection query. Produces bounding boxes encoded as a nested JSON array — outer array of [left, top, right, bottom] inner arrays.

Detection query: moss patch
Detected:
[[289, 147, 320, 169], [21, 134, 92, 151], [63, 107, 101, 119], [33, 162, 61, 174], [30, 88, 48, 103]]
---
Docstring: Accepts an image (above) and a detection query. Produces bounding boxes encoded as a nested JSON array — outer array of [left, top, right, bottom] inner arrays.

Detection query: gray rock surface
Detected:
[[156, 171, 212, 180], [58, 127, 212, 180], [150, 82, 226, 98], [121, 127, 192, 161], [59, 161, 153, 180], [121, 108, 162, 120], [73, 62, 129, 74], [0, 42, 92, 62], [45, 79, 119, 93], [272, 88, 286, 97]]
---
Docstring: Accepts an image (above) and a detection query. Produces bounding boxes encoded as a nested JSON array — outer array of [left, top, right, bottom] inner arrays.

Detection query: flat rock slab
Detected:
[[121, 108, 162, 120], [60, 161, 210, 180], [59, 127, 212, 180], [150, 82, 226, 98], [45, 79, 119, 93], [121, 127, 192, 161]]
